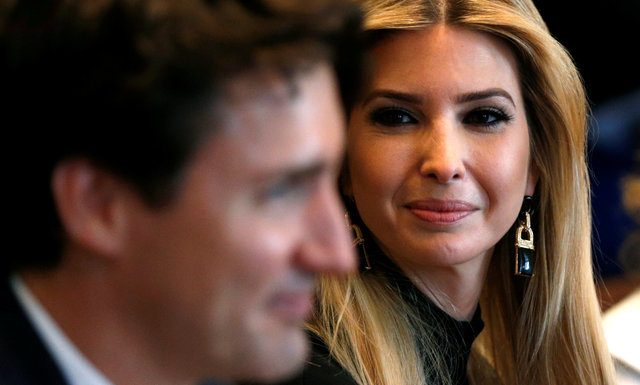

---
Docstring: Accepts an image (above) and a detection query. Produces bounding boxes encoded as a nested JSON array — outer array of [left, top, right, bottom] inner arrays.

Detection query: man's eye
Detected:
[[264, 180, 297, 200], [262, 175, 315, 202], [369, 107, 418, 126]]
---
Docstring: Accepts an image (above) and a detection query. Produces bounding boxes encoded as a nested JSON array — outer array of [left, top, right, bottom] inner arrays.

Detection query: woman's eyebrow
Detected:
[[456, 88, 515, 107], [361, 88, 516, 108], [360, 89, 423, 106]]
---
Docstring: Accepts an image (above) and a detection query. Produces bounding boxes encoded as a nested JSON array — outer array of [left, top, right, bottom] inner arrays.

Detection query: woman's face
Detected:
[[348, 25, 537, 270]]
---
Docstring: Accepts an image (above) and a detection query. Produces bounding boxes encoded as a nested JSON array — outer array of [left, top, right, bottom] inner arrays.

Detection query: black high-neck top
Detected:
[[274, 256, 484, 385], [387, 260, 484, 385]]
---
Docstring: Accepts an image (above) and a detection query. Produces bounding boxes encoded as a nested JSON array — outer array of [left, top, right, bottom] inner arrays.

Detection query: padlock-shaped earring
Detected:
[[515, 196, 535, 277]]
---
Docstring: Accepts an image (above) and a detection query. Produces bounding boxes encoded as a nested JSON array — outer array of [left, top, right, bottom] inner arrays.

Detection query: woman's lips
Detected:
[[405, 199, 478, 224]]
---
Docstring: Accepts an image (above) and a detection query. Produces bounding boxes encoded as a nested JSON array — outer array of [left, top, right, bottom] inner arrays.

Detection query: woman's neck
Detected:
[[394, 251, 493, 321]]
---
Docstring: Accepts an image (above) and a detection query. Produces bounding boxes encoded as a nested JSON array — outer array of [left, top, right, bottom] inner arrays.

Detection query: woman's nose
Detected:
[[418, 123, 466, 183]]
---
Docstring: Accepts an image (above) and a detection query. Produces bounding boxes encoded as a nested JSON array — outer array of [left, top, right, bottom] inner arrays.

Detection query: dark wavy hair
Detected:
[[0, 0, 362, 273]]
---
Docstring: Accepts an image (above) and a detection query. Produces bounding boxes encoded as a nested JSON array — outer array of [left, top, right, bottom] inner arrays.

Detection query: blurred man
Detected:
[[0, 0, 361, 384]]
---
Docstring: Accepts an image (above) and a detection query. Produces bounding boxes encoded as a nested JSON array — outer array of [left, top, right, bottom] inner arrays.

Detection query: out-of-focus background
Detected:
[[534, 2, 640, 382], [534, 0, 640, 300]]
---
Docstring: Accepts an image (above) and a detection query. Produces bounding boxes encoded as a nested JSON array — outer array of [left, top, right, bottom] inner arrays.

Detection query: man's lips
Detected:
[[404, 199, 478, 224], [270, 290, 314, 323]]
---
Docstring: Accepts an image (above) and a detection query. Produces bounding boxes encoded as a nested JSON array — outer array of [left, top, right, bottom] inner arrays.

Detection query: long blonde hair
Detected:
[[310, 0, 616, 384]]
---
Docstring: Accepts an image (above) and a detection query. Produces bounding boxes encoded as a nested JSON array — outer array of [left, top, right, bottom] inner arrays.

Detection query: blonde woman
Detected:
[[273, 0, 616, 384]]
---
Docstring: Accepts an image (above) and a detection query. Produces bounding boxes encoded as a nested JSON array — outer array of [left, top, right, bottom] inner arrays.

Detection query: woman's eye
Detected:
[[463, 108, 513, 127], [369, 107, 418, 126]]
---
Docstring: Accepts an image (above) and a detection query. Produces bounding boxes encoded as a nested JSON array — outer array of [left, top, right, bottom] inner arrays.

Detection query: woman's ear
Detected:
[[339, 160, 353, 197], [526, 162, 539, 196], [51, 158, 130, 258]]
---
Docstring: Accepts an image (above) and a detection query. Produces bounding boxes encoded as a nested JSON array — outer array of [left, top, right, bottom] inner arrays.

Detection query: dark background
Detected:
[[534, 1, 640, 277], [535, 0, 640, 105]]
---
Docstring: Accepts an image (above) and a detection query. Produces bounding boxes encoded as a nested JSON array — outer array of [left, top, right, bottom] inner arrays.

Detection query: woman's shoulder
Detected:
[[276, 335, 357, 385]]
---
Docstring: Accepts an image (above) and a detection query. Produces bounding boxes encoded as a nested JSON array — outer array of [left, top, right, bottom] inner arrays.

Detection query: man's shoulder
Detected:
[[0, 278, 68, 385]]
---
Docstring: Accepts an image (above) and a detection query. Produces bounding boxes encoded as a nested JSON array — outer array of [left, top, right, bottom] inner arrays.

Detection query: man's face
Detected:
[[117, 64, 355, 382]]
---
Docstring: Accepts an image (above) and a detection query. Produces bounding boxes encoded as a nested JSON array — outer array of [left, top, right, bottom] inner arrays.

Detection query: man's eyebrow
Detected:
[[259, 160, 330, 185], [284, 161, 328, 181], [455, 88, 515, 107]]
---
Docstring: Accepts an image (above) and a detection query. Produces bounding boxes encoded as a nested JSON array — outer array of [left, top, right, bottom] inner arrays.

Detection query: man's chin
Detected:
[[242, 329, 309, 382]]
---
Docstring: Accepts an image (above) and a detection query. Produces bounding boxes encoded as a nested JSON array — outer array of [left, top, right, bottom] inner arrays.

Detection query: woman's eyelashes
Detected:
[[368, 106, 418, 127], [463, 106, 514, 130], [367, 104, 514, 131]]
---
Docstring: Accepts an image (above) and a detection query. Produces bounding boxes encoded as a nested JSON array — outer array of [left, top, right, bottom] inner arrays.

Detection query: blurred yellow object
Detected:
[[622, 175, 640, 222]]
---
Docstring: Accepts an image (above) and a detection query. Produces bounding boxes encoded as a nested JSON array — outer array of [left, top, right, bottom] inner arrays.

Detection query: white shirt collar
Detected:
[[10, 274, 114, 385]]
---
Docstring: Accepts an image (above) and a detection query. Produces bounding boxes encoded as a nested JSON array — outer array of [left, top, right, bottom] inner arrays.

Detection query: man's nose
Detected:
[[294, 182, 356, 275]]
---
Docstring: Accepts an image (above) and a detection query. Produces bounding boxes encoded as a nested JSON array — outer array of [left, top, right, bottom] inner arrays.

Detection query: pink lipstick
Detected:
[[405, 199, 477, 224]]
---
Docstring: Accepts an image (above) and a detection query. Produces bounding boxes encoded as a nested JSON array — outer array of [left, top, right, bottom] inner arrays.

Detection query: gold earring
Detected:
[[515, 196, 535, 277], [345, 212, 371, 270]]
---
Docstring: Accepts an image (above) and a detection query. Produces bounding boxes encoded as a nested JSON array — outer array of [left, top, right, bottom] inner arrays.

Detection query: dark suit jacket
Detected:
[[274, 340, 356, 385], [0, 279, 68, 385], [0, 278, 239, 385]]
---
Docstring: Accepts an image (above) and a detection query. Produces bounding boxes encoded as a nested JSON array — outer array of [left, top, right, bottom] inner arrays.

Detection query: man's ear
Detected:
[[51, 158, 130, 258]]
